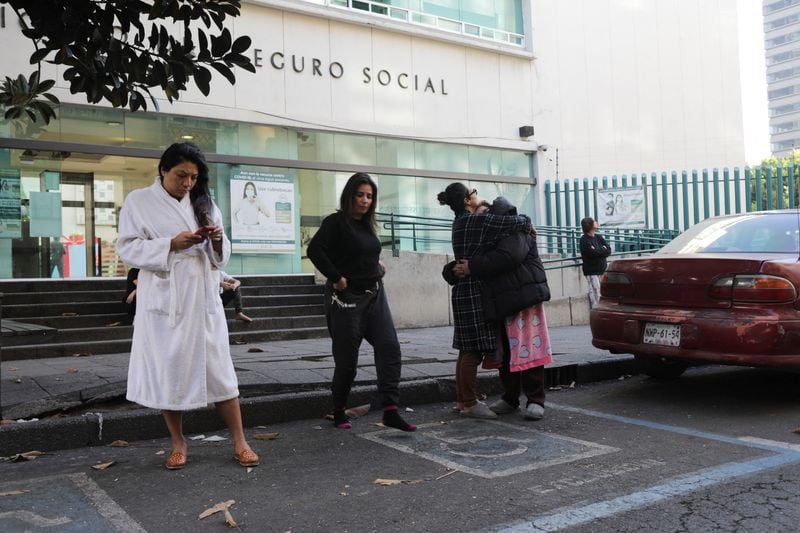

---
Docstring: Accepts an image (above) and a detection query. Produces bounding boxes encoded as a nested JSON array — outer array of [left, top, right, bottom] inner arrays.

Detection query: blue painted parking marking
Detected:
[[0, 473, 145, 532], [485, 403, 800, 532]]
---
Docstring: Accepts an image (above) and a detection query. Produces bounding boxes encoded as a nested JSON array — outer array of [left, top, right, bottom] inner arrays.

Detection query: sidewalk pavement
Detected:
[[0, 325, 636, 455]]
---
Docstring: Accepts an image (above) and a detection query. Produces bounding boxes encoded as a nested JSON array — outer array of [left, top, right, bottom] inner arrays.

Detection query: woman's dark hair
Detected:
[[339, 172, 378, 231], [159, 142, 213, 226], [243, 181, 257, 199], [437, 182, 470, 215], [581, 217, 595, 234]]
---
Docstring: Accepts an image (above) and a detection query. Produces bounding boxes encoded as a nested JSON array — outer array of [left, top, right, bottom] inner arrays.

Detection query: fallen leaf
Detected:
[[373, 422, 385, 428], [435, 470, 457, 481], [247, 347, 264, 353], [0, 419, 16, 426], [91, 461, 115, 471], [405, 407, 415, 412], [72, 352, 92, 357], [254, 433, 279, 440], [4, 451, 45, 462], [548, 386, 562, 391], [791, 428, 800, 434], [61, 312, 78, 316], [374, 478, 421, 486], [9, 367, 18, 371], [340, 492, 348, 496], [199, 499, 235, 520], [246, 467, 254, 474], [345, 404, 371, 418], [568, 381, 576, 389], [233, 339, 246, 345], [0, 490, 30, 497], [12, 378, 22, 384], [202, 435, 228, 442], [189, 435, 206, 441], [155, 450, 165, 456], [224, 508, 238, 528], [106, 321, 122, 327], [67, 368, 78, 374], [109, 440, 129, 447]]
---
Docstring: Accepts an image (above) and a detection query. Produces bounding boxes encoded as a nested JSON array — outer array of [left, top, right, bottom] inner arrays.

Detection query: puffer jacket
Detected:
[[471, 231, 550, 323], [442, 197, 550, 323]]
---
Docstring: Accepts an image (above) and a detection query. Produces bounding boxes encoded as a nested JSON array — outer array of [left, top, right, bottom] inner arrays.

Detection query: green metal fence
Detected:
[[376, 212, 673, 267], [543, 166, 800, 235]]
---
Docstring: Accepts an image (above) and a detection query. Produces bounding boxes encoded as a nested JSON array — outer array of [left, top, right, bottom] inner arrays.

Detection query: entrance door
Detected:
[[60, 172, 98, 278]]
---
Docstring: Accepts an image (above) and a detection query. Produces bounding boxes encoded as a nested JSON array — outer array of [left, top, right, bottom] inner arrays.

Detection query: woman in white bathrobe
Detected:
[[117, 142, 259, 470]]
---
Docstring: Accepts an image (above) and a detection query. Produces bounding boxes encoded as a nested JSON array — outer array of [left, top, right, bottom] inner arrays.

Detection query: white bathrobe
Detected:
[[117, 178, 238, 410]]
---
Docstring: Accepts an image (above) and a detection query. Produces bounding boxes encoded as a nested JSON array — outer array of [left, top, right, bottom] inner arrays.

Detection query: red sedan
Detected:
[[590, 211, 800, 378]]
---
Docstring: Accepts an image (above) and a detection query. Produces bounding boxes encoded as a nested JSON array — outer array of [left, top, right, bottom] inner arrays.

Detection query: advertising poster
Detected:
[[0, 169, 21, 238], [596, 186, 646, 228], [230, 170, 296, 253]]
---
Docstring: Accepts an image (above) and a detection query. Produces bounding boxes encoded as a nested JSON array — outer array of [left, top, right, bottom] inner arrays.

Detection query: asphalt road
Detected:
[[2, 366, 800, 532]]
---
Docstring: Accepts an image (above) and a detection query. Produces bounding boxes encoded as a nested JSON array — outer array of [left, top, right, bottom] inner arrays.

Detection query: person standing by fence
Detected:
[[579, 217, 611, 309]]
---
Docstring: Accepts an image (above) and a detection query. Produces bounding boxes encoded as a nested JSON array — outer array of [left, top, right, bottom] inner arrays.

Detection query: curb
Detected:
[[0, 357, 636, 456]]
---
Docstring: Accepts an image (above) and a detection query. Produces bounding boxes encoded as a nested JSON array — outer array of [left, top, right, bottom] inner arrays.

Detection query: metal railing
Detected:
[[326, 0, 525, 47], [376, 212, 677, 266]]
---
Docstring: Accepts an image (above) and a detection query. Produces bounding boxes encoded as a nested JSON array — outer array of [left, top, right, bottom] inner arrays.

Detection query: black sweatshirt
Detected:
[[307, 211, 382, 291], [579, 233, 611, 275]]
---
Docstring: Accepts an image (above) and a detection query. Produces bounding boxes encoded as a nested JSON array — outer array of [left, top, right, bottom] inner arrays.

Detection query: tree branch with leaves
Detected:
[[0, 0, 255, 123]]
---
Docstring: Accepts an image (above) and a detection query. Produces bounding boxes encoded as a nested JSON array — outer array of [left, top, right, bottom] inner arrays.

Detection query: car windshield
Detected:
[[658, 213, 800, 254]]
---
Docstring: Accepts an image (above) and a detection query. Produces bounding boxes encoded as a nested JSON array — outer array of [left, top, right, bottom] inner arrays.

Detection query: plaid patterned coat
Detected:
[[450, 212, 531, 353]]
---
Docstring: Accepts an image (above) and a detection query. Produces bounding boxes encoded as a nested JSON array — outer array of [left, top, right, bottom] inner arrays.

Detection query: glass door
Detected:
[[59, 172, 97, 278]]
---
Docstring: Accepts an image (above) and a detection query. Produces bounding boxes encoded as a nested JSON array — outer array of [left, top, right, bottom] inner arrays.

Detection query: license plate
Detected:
[[643, 323, 681, 346]]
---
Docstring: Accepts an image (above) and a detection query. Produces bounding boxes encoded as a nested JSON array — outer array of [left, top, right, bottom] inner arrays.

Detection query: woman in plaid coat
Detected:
[[437, 183, 531, 419]]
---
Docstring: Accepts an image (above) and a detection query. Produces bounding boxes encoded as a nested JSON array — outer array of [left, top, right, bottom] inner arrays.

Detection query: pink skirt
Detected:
[[506, 304, 552, 372]]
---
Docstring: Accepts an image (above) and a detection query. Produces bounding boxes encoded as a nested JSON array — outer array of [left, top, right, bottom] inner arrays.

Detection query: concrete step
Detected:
[[242, 284, 324, 296], [11, 314, 134, 329], [226, 315, 327, 333], [0, 274, 317, 294], [3, 294, 323, 318], [3, 316, 326, 346], [0, 279, 127, 293], [1, 326, 330, 360], [223, 304, 325, 319], [2, 290, 126, 305], [3, 301, 131, 318], [242, 294, 324, 307], [227, 326, 330, 344]]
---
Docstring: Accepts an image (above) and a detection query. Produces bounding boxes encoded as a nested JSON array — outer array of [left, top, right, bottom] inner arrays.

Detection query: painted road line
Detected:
[[548, 402, 800, 455], [484, 404, 800, 532], [491, 452, 800, 532], [68, 473, 147, 533], [738, 436, 800, 452]]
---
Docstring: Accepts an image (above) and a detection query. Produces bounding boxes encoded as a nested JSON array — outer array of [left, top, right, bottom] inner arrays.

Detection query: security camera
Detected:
[[538, 144, 548, 152]]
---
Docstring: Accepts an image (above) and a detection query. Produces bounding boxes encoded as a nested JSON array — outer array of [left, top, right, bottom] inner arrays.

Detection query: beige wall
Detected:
[[378, 250, 590, 329]]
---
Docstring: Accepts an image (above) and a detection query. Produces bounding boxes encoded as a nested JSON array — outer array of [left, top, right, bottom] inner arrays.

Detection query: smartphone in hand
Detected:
[[194, 225, 215, 236]]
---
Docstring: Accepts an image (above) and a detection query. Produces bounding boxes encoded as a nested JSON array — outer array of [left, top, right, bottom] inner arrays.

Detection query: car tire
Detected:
[[634, 354, 688, 379]]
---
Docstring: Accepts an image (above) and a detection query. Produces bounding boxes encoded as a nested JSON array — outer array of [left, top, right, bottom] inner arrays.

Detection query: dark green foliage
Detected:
[[0, 0, 255, 123]]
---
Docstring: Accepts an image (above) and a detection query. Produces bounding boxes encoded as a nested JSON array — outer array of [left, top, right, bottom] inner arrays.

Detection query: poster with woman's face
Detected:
[[230, 170, 296, 253]]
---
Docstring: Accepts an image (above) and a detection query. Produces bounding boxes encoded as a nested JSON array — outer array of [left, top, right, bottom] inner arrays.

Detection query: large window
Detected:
[[327, 0, 525, 46], [0, 104, 534, 278]]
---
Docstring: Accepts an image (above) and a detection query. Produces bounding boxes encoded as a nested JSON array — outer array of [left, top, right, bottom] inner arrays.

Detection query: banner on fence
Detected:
[[596, 186, 646, 228]]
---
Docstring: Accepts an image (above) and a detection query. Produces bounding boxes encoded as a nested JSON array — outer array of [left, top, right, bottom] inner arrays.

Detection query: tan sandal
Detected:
[[233, 449, 260, 467], [165, 451, 187, 470]]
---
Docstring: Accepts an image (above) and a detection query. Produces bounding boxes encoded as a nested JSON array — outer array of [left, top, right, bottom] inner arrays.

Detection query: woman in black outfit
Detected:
[[307, 173, 415, 432]]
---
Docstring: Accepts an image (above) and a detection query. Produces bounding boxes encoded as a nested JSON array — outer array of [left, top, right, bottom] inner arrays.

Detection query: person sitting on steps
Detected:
[[219, 271, 252, 322]]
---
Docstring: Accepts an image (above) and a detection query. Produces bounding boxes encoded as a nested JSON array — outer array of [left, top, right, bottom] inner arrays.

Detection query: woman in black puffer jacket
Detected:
[[446, 196, 552, 421]]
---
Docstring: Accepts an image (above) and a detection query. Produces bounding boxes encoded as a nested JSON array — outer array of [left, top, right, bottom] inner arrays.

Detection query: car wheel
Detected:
[[634, 354, 688, 379]]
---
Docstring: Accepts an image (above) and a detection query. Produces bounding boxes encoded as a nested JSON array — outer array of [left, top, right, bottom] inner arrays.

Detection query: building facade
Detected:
[[764, 0, 800, 156], [0, 0, 750, 280]]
